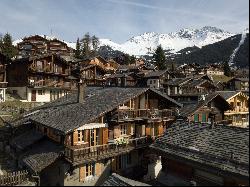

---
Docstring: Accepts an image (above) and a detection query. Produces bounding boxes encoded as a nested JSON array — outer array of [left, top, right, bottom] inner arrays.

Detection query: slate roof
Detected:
[[20, 139, 64, 173], [10, 87, 181, 135], [150, 122, 249, 178], [216, 91, 240, 100], [143, 70, 168, 78], [179, 93, 231, 117], [150, 89, 183, 107], [164, 78, 191, 86], [102, 173, 151, 186], [10, 130, 44, 150]]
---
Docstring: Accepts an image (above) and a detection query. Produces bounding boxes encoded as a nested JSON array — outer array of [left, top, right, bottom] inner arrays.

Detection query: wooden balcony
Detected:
[[64, 136, 154, 165], [112, 109, 175, 122]]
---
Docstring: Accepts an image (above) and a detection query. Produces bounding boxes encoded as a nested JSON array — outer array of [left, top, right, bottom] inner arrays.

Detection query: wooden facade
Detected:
[[17, 35, 73, 56], [7, 54, 76, 102], [224, 92, 249, 128], [0, 53, 7, 102]]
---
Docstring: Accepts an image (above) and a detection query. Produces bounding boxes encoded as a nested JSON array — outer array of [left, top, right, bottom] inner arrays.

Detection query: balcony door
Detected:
[[31, 90, 36, 101], [90, 129, 99, 147]]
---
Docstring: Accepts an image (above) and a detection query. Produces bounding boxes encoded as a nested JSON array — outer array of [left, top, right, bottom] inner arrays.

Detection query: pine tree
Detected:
[[0, 33, 17, 58], [130, 55, 136, 65], [75, 38, 81, 58], [123, 54, 131, 65], [81, 33, 91, 58], [91, 35, 100, 56], [223, 61, 232, 77], [152, 45, 166, 70]]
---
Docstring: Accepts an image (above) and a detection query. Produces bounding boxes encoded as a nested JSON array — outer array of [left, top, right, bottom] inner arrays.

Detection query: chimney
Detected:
[[77, 79, 86, 103]]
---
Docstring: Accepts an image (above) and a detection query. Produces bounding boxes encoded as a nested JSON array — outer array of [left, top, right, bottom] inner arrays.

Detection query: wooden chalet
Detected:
[[163, 75, 217, 96], [179, 92, 231, 124], [217, 91, 249, 128], [7, 86, 182, 186], [0, 52, 8, 102], [227, 77, 249, 91], [150, 122, 249, 186], [7, 53, 77, 102], [17, 35, 73, 57], [137, 70, 172, 90]]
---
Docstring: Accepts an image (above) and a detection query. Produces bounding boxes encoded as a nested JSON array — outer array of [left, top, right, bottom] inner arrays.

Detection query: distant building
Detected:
[[227, 77, 249, 91], [7, 54, 77, 102], [16, 35, 74, 57], [217, 91, 249, 128], [0, 52, 8, 102], [179, 93, 231, 123]]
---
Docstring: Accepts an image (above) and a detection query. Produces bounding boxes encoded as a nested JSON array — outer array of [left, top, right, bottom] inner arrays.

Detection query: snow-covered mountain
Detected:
[[13, 26, 236, 56], [99, 26, 235, 56]]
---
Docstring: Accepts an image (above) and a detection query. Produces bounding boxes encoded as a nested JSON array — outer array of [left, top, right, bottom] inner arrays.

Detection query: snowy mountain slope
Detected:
[[13, 26, 236, 56], [228, 28, 249, 66], [99, 26, 234, 56]]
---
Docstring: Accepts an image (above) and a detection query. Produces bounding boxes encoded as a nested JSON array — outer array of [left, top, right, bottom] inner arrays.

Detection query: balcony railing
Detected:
[[65, 136, 154, 164], [0, 82, 8, 88], [114, 109, 175, 122]]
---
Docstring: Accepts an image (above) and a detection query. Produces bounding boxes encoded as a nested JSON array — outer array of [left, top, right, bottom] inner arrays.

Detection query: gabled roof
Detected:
[[143, 70, 169, 78], [20, 138, 64, 174], [179, 93, 231, 117], [216, 91, 249, 101], [164, 78, 192, 86], [150, 122, 249, 179], [10, 87, 180, 134], [102, 173, 151, 186]]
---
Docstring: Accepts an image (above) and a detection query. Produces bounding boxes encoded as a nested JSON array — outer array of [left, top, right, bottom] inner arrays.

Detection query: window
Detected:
[[38, 90, 45, 95], [77, 130, 85, 142], [194, 114, 199, 122], [86, 163, 95, 177], [202, 113, 207, 123], [120, 124, 127, 135]]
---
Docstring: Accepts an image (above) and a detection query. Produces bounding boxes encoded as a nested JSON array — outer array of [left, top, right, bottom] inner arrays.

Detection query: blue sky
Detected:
[[0, 0, 249, 43]]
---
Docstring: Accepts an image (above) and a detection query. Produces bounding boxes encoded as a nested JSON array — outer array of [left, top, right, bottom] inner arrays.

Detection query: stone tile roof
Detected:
[[20, 139, 64, 173], [143, 70, 169, 78], [150, 122, 249, 178], [10, 130, 44, 151], [216, 91, 239, 100], [10, 87, 181, 135], [102, 173, 151, 186], [179, 93, 231, 117], [164, 78, 191, 86]]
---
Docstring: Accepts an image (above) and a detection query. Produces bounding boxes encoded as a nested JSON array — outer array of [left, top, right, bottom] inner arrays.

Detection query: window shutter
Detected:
[[79, 166, 85, 182], [73, 130, 78, 145], [102, 128, 109, 145]]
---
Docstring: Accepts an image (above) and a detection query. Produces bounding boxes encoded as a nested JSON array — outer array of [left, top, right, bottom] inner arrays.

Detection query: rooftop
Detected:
[[150, 122, 249, 178], [9, 87, 181, 135], [102, 173, 151, 186]]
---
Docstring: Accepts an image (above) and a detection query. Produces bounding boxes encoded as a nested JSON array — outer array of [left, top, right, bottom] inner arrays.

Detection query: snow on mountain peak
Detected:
[[100, 26, 234, 56]]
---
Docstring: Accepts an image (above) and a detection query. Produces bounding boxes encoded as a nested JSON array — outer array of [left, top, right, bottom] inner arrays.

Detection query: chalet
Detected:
[[16, 35, 73, 57], [106, 73, 137, 87], [179, 93, 231, 124], [138, 70, 172, 90], [217, 91, 249, 128], [7, 54, 77, 102], [0, 52, 8, 102], [150, 122, 249, 186], [175, 63, 200, 77], [7, 86, 182, 186], [84, 56, 117, 73], [163, 75, 217, 96], [205, 66, 224, 76], [227, 77, 249, 91]]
